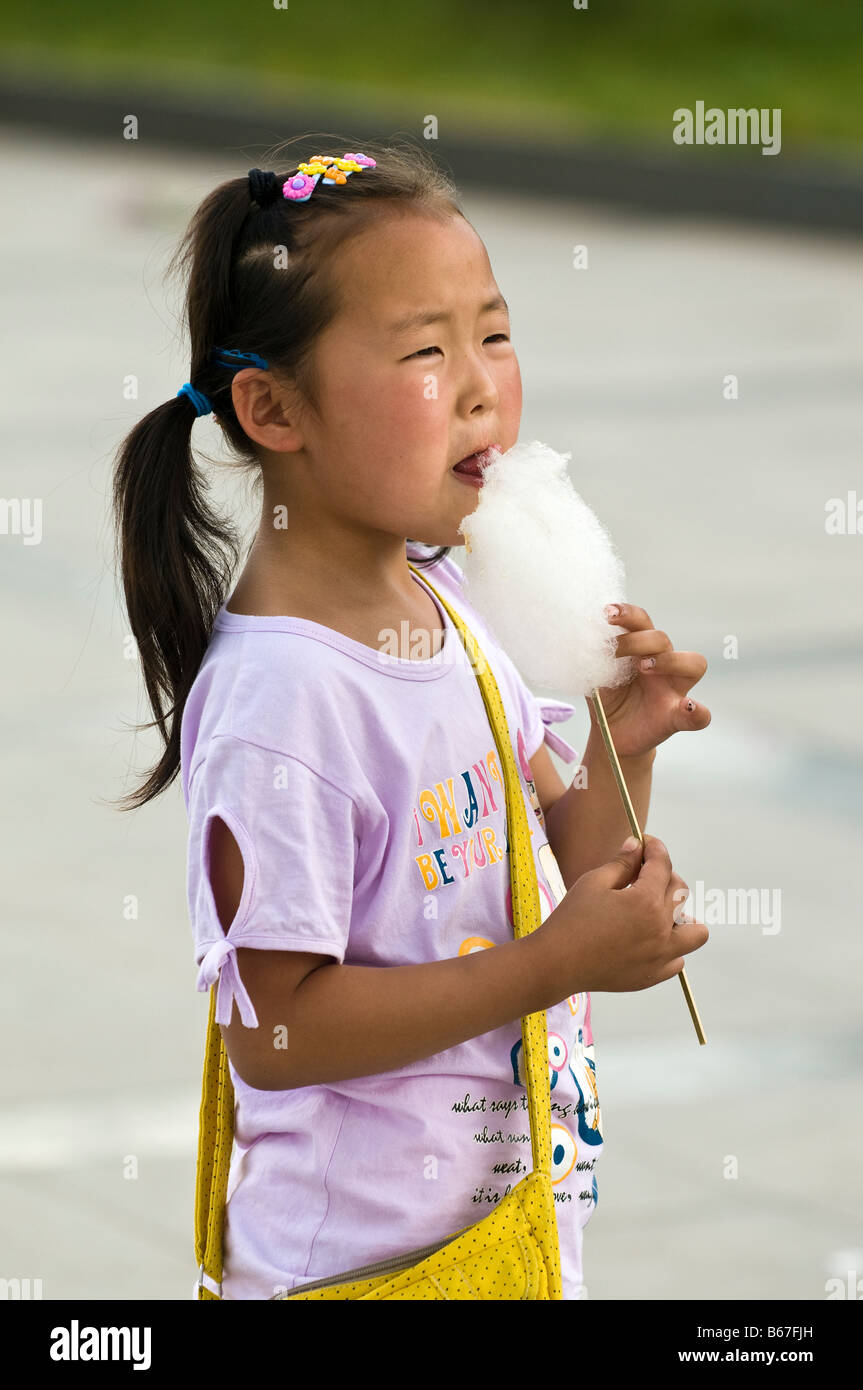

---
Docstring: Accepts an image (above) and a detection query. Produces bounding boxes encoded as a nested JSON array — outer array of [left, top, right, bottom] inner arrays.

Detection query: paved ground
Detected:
[[1, 126, 860, 1301]]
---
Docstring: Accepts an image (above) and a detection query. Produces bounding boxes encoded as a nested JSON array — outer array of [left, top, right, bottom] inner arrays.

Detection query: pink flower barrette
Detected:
[[282, 152, 377, 203]]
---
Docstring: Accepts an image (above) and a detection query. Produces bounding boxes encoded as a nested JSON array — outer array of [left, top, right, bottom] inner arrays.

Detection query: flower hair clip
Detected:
[[178, 157, 377, 415], [282, 152, 377, 202]]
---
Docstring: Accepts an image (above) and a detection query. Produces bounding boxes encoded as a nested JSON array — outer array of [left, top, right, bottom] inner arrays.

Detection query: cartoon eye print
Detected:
[[458, 937, 496, 956], [548, 1032, 568, 1075], [505, 880, 555, 931], [511, 1032, 569, 1091], [549, 1123, 577, 1184], [509, 1037, 542, 1088]]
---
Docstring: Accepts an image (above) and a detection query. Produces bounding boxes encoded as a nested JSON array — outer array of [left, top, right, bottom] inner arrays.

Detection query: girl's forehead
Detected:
[[331, 219, 499, 332], [340, 209, 488, 283]]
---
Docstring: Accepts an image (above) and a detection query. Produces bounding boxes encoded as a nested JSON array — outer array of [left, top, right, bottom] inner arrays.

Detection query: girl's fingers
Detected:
[[675, 698, 712, 730], [638, 651, 708, 680], [605, 603, 652, 630], [613, 628, 671, 658]]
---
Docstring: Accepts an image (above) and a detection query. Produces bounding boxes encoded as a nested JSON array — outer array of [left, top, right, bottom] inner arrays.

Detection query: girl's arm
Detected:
[[222, 932, 562, 1092], [209, 807, 564, 1092], [215, 818, 703, 1092], [544, 729, 656, 891]]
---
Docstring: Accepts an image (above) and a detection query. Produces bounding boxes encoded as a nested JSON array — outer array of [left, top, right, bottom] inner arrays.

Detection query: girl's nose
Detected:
[[459, 352, 500, 412]]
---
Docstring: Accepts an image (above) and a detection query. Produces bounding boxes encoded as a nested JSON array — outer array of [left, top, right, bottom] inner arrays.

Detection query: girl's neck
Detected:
[[234, 527, 428, 615], [225, 546, 446, 661]]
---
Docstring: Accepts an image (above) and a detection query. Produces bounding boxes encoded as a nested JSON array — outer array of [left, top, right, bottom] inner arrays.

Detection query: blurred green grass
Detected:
[[3, 0, 863, 158]]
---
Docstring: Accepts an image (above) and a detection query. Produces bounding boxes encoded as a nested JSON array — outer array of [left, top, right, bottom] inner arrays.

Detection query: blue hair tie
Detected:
[[211, 347, 270, 371], [177, 382, 213, 417], [176, 349, 270, 418]]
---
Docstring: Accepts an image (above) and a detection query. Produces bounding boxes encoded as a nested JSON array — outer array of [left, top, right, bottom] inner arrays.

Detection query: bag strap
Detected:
[[194, 564, 554, 1296], [418, 568, 554, 1181]]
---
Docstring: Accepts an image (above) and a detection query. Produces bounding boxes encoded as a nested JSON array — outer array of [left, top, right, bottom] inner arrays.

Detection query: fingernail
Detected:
[[605, 605, 620, 620], [622, 835, 639, 850], [685, 699, 695, 712], [640, 657, 655, 670]]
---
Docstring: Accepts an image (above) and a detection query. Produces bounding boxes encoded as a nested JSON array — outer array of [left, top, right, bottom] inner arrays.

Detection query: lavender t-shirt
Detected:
[[180, 552, 603, 1300]]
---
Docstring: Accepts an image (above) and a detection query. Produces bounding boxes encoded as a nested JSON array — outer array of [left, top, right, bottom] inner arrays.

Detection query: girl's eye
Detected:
[[407, 334, 510, 360]]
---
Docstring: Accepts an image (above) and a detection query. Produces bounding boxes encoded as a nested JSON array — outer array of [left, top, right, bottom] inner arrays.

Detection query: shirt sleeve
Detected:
[[187, 734, 360, 1028], [499, 653, 581, 765], [522, 695, 581, 764]]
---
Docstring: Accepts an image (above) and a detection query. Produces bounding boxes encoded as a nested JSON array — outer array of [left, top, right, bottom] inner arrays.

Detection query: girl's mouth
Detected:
[[451, 445, 500, 486]]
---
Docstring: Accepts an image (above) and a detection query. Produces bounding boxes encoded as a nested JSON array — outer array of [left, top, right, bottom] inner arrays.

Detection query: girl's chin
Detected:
[[409, 488, 484, 553], [409, 528, 468, 553]]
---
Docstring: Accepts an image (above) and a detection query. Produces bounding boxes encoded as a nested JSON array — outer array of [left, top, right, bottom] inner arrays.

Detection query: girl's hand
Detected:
[[588, 604, 711, 758]]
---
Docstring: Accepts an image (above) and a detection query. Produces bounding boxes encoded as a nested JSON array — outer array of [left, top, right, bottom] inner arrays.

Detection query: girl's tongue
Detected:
[[454, 454, 482, 476], [453, 446, 500, 476]]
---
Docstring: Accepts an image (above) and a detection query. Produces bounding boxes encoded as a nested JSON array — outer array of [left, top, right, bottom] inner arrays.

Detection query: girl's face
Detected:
[[292, 209, 522, 550]]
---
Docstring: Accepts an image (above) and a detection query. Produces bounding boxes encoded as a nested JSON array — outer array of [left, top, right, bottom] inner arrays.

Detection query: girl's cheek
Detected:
[[506, 379, 523, 430], [396, 377, 452, 433], [504, 356, 523, 406]]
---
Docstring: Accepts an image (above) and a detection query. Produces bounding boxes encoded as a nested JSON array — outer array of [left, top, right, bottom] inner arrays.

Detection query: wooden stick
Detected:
[[589, 688, 707, 1045]]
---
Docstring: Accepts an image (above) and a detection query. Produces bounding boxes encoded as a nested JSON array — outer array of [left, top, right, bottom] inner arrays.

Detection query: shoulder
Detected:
[[181, 628, 370, 807]]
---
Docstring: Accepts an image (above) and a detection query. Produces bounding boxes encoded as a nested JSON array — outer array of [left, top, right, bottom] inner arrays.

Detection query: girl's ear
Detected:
[[231, 370, 305, 453]]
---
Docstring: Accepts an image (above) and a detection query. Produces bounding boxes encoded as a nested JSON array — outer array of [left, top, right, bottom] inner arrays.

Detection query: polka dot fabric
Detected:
[[195, 567, 563, 1301], [277, 1171, 559, 1299]]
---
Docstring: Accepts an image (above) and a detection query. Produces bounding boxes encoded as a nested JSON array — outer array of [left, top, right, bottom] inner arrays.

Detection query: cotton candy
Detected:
[[457, 439, 638, 700]]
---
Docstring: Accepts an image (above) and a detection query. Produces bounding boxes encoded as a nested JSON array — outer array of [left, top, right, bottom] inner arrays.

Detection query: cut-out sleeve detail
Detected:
[[535, 698, 580, 764], [186, 736, 360, 1030]]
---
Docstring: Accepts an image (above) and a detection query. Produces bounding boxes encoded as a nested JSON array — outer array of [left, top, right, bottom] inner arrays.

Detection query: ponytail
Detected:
[[110, 393, 242, 811]]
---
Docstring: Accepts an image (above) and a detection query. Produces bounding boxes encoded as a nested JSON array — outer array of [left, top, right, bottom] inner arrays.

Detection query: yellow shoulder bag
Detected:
[[195, 565, 564, 1300]]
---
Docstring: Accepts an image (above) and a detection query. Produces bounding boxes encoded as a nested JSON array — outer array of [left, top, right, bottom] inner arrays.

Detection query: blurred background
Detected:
[[1, 2, 861, 1302]]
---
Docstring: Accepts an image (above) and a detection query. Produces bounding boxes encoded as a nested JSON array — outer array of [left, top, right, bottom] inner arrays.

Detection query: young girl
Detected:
[[111, 137, 708, 1301]]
